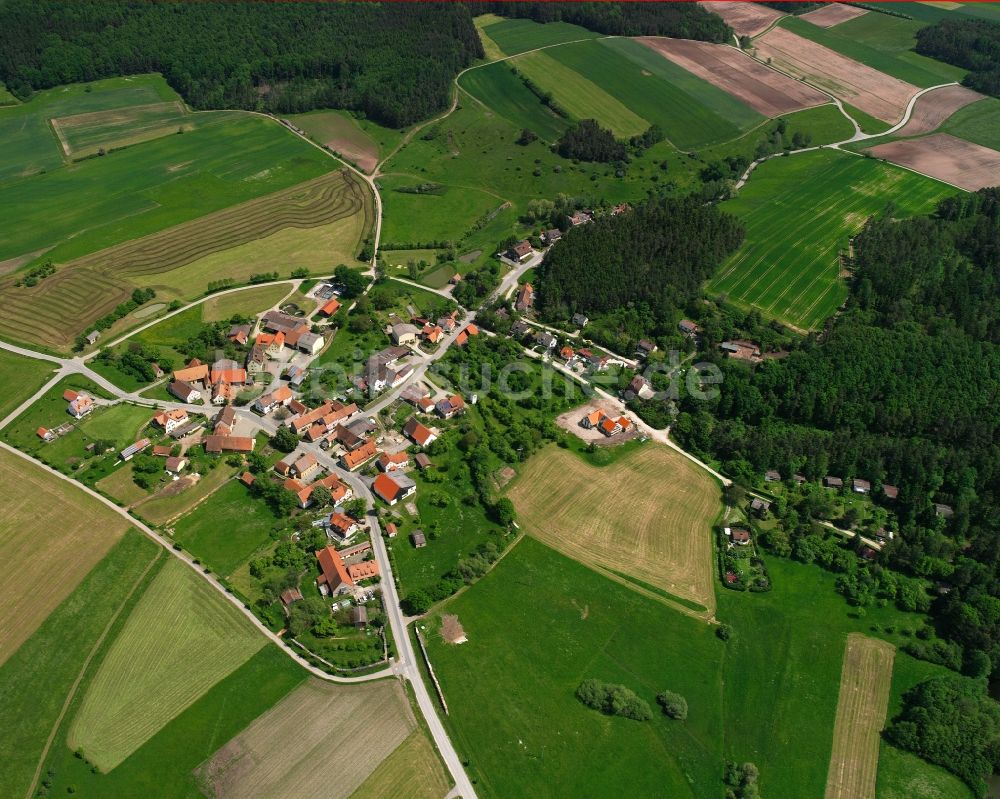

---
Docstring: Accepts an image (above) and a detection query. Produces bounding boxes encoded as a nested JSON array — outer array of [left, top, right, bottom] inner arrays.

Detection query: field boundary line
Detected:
[[23, 546, 164, 799]]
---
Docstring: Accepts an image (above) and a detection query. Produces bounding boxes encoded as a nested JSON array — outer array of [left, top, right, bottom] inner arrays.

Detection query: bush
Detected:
[[576, 678, 652, 721], [657, 690, 688, 720]]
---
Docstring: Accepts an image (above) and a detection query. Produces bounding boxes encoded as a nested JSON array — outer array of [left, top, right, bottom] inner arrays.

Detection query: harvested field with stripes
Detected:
[[68, 558, 263, 771], [755, 27, 919, 123], [895, 85, 984, 136], [196, 679, 416, 799], [0, 169, 371, 350], [639, 37, 828, 118], [824, 634, 895, 799], [698, 1, 784, 36], [507, 443, 720, 614], [349, 729, 452, 799], [0, 447, 129, 667], [711, 149, 952, 330]]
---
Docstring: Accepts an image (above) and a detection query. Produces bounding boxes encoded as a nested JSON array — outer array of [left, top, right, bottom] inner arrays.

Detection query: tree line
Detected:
[[915, 18, 1000, 97], [466, 1, 732, 41], [0, 1, 483, 127]]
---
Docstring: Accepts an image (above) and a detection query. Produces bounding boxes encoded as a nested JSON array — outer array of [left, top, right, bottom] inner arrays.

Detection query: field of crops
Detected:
[[779, 14, 967, 88], [349, 729, 452, 799], [68, 558, 263, 770], [0, 168, 370, 349], [507, 443, 720, 614], [477, 17, 599, 56], [710, 149, 954, 331], [459, 63, 570, 143], [196, 679, 416, 799], [941, 96, 1000, 150], [0, 74, 179, 185], [495, 38, 762, 149], [288, 109, 401, 174], [52, 100, 191, 159], [0, 447, 130, 666]]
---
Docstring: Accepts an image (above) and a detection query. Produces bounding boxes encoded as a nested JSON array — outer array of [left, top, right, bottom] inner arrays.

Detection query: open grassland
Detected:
[[349, 729, 452, 799], [710, 149, 953, 330], [426, 537, 728, 798], [459, 63, 570, 143], [0, 169, 370, 350], [380, 173, 502, 245], [868, 133, 1000, 191], [196, 679, 415, 799], [68, 558, 264, 770], [896, 85, 984, 137], [201, 282, 292, 321], [287, 109, 400, 174], [510, 49, 647, 138], [0, 348, 55, 422], [779, 14, 968, 88], [698, 0, 784, 36], [0, 530, 159, 799], [45, 646, 305, 797], [0, 74, 179, 185], [548, 38, 764, 149], [755, 27, 919, 124], [479, 17, 600, 56], [0, 447, 130, 666], [507, 443, 720, 613], [940, 96, 1000, 150], [473, 15, 507, 61], [170, 478, 280, 577], [52, 100, 191, 159], [824, 635, 896, 799], [95, 463, 152, 507], [637, 37, 826, 120], [0, 110, 334, 268]]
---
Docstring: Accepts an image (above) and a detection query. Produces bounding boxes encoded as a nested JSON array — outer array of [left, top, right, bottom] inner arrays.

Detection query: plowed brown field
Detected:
[[895, 84, 984, 137], [868, 133, 1000, 190], [640, 37, 828, 118], [698, 1, 784, 36], [800, 4, 869, 28]]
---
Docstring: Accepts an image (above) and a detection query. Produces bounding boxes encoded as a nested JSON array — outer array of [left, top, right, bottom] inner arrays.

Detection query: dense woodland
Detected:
[[0, 1, 483, 126], [556, 119, 628, 163], [535, 197, 745, 322], [468, 1, 732, 41], [666, 191, 1000, 683], [915, 18, 1000, 97]]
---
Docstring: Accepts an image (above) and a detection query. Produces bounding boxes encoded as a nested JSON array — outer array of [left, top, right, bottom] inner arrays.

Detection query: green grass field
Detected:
[[0, 530, 160, 799], [380, 174, 503, 245], [0, 74, 179, 186], [68, 557, 264, 770], [779, 15, 967, 88], [709, 149, 954, 330], [549, 38, 763, 149], [0, 104, 334, 268], [53, 99, 191, 160], [47, 646, 304, 797], [940, 96, 1000, 150], [0, 348, 56, 422], [427, 535, 946, 799], [459, 63, 571, 143], [171, 478, 281, 576], [479, 17, 600, 56]]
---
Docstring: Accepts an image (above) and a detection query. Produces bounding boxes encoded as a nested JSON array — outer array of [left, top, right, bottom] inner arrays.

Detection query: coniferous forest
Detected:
[[0, 1, 483, 127], [916, 18, 1000, 97], [535, 197, 745, 322]]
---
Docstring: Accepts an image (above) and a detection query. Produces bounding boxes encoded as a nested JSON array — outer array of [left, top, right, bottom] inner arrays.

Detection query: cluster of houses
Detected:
[[168, 357, 247, 405], [580, 407, 634, 438], [389, 309, 465, 350], [315, 541, 380, 597]]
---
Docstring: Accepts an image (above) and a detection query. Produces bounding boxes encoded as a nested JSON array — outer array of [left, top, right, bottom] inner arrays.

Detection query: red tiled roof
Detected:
[[373, 473, 404, 503], [342, 439, 377, 470], [320, 298, 341, 316], [316, 546, 353, 590], [347, 560, 380, 582]]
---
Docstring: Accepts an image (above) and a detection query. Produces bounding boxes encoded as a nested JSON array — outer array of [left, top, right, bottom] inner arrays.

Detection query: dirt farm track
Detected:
[[507, 443, 721, 614]]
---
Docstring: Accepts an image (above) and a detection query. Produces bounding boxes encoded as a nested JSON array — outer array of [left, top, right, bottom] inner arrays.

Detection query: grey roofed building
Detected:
[[764, 470, 781, 482], [510, 320, 530, 339], [750, 497, 771, 513], [388, 472, 416, 493], [86, 330, 101, 345], [571, 313, 588, 327], [824, 476, 843, 488], [296, 331, 323, 353], [351, 606, 368, 628], [415, 453, 432, 469], [535, 331, 557, 350]]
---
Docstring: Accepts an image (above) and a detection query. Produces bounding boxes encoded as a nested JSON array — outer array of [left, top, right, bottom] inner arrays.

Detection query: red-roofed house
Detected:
[[326, 512, 359, 540], [347, 560, 380, 583], [373, 472, 416, 506], [341, 438, 377, 471], [319, 298, 341, 317], [152, 408, 188, 434], [66, 392, 94, 419], [377, 451, 410, 472], [315, 546, 353, 594], [403, 416, 437, 447]]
